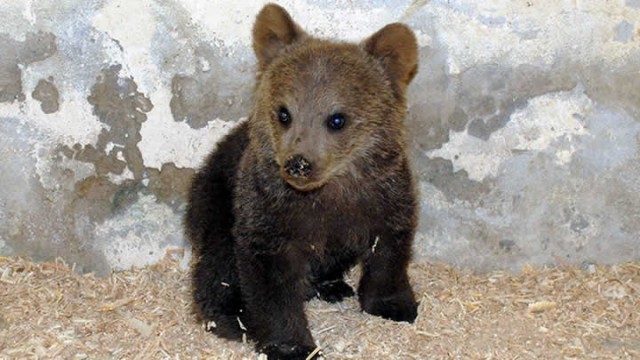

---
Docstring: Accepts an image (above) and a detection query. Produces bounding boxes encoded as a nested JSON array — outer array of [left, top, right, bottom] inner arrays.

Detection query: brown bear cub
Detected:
[[185, 3, 419, 359]]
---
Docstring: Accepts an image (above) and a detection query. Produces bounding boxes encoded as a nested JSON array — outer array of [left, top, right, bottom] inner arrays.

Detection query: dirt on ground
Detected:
[[1, 252, 638, 359]]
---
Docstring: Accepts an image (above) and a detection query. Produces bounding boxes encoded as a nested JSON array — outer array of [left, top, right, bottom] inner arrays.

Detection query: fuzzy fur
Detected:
[[185, 4, 419, 359]]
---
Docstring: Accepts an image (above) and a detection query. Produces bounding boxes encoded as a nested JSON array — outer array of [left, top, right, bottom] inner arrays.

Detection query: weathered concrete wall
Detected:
[[1, 0, 639, 274]]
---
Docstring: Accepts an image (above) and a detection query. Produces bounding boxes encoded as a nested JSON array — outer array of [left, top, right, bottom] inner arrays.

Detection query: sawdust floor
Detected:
[[1, 253, 639, 359]]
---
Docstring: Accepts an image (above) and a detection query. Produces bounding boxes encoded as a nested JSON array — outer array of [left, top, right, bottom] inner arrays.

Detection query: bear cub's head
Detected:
[[251, 4, 418, 192]]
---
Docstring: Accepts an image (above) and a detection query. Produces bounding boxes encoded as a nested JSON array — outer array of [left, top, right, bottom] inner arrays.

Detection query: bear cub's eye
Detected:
[[327, 113, 347, 131], [277, 107, 291, 126]]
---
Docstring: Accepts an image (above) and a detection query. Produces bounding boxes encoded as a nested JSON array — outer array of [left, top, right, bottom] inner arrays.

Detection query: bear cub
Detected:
[[185, 4, 419, 359]]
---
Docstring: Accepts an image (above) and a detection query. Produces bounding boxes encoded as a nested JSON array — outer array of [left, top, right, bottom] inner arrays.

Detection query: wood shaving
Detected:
[[527, 301, 558, 313], [1, 255, 639, 359], [306, 346, 322, 359], [125, 316, 154, 337]]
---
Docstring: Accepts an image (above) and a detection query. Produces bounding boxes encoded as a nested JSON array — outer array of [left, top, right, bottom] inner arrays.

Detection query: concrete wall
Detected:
[[1, 0, 639, 274]]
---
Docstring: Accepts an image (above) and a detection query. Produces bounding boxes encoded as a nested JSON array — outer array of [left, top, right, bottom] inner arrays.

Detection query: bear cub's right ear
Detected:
[[363, 23, 418, 97], [252, 4, 307, 70]]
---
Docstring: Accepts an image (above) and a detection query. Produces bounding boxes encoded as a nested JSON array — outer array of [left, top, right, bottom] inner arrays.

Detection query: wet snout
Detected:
[[284, 154, 312, 178]]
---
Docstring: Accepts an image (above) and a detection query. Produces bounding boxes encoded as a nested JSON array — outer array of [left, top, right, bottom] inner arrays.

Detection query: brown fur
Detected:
[[185, 4, 419, 359]]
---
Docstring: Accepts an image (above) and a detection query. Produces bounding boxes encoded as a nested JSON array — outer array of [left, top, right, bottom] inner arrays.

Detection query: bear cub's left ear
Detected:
[[363, 23, 418, 96], [252, 4, 307, 70]]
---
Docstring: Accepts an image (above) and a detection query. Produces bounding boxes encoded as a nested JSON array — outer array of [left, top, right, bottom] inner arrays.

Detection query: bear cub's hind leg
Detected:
[[358, 231, 418, 323], [191, 246, 245, 340], [312, 279, 355, 303], [307, 251, 357, 303]]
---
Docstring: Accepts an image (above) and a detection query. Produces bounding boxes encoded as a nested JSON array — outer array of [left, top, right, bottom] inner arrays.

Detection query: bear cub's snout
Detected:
[[284, 154, 312, 178]]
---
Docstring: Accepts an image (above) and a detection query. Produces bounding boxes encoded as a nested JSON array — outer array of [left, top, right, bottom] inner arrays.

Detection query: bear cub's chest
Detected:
[[270, 183, 379, 252]]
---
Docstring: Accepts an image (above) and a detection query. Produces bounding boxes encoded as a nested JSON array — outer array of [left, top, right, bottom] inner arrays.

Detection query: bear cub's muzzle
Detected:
[[284, 154, 312, 178]]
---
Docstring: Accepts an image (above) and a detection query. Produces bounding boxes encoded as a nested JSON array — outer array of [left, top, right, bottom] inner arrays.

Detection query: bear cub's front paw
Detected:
[[361, 291, 418, 323], [259, 343, 319, 360]]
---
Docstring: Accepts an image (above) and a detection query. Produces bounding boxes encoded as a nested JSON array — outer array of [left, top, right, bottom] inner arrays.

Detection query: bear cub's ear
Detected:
[[253, 4, 307, 70], [363, 23, 418, 96]]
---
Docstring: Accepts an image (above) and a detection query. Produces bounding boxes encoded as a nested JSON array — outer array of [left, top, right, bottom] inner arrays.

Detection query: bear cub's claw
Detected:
[[314, 279, 355, 303], [259, 343, 320, 360], [199, 314, 246, 340]]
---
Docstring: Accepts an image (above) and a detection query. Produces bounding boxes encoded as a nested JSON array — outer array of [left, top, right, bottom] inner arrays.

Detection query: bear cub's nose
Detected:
[[284, 155, 312, 178]]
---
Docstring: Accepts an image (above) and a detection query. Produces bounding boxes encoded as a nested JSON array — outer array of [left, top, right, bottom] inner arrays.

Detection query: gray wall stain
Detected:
[[614, 21, 635, 43], [32, 77, 60, 114], [0, 63, 196, 273], [168, 43, 254, 128], [415, 157, 490, 203], [0, 32, 57, 103], [579, 63, 640, 119], [57, 65, 194, 218], [86, 65, 152, 180], [626, 0, 640, 9], [0, 119, 111, 274]]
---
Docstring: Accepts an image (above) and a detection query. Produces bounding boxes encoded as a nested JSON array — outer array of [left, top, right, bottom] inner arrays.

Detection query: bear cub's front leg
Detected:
[[234, 241, 317, 359]]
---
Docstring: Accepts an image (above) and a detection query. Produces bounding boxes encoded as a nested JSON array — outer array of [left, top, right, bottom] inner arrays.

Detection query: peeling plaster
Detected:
[[429, 1, 640, 72], [91, 0, 159, 94], [428, 87, 591, 182], [179, 0, 405, 49], [95, 194, 183, 271]]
